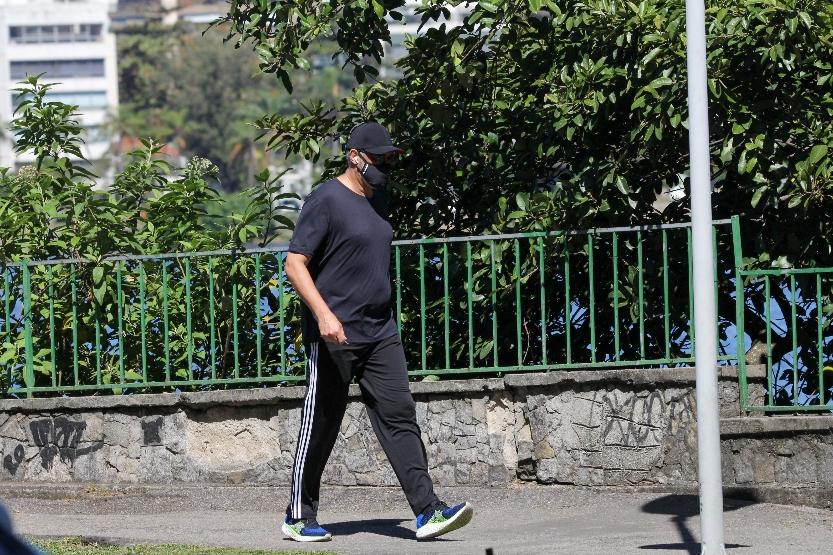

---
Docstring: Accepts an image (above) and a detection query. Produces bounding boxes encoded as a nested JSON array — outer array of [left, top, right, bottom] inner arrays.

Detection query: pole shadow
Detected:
[[638, 494, 751, 554]]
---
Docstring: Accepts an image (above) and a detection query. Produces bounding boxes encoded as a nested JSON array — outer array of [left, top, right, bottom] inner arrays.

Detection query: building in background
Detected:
[[0, 0, 119, 181], [382, 0, 468, 75], [111, 0, 225, 28]]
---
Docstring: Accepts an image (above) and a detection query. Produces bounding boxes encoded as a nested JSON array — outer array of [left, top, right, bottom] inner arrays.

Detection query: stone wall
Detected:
[[1, 366, 830, 499]]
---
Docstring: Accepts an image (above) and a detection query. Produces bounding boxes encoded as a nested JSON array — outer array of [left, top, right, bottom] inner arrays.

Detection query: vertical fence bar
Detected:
[[790, 274, 798, 406], [443, 244, 450, 370], [466, 241, 474, 369], [419, 244, 426, 372], [662, 230, 670, 360], [713, 226, 721, 356], [277, 254, 286, 374], [3, 267, 9, 340], [490, 240, 498, 366], [731, 215, 746, 408], [817, 274, 824, 406], [514, 239, 523, 366], [139, 262, 148, 382], [71, 264, 78, 386], [539, 237, 547, 366], [3, 267, 10, 386], [47, 265, 56, 388], [613, 233, 620, 361], [116, 262, 125, 385], [254, 254, 262, 379], [232, 259, 239, 379], [637, 231, 645, 359], [94, 296, 101, 387], [395, 246, 402, 331], [588, 235, 596, 364], [564, 248, 572, 364], [687, 227, 695, 352], [162, 261, 170, 383], [21, 263, 34, 397], [208, 257, 216, 380], [765, 276, 773, 404], [184, 258, 193, 382]]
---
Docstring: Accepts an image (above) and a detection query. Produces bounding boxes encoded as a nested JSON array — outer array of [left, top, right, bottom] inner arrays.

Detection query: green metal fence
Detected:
[[2, 220, 745, 398], [733, 218, 833, 412]]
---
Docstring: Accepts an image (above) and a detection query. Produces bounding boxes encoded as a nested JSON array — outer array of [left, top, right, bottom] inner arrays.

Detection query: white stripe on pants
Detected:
[[290, 343, 318, 519]]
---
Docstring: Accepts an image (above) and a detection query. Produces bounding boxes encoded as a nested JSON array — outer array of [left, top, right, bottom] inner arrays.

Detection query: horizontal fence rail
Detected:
[[2, 220, 743, 398]]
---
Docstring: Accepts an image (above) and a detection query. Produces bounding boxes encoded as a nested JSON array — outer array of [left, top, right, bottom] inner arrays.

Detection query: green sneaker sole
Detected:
[[416, 502, 474, 540], [281, 521, 332, 542]]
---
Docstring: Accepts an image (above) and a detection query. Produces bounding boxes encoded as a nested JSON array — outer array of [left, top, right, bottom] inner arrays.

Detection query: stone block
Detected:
[[751, 451, 775, 484], [322, 463, 357, 486], [536, 459, 561, 484], [488, 464, 510, 485], [430, 464, 455, 486], [471, 398, 487, 423], [517, 439, 534, 462], [0, 415, 27, 441], [455, 462, 471, 484], [534, 439, 555, 460]]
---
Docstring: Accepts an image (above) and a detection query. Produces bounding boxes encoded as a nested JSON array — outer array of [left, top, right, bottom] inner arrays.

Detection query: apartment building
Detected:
[[0, 0, 118, 177], [382, 0, 468, 73]]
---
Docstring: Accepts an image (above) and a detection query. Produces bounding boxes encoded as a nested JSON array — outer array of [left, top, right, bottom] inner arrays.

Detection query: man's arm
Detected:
[[285, 252, 347, 344]]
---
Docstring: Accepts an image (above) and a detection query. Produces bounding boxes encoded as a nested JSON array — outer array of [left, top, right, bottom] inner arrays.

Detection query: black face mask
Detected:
[[357, 153, 390, 189]]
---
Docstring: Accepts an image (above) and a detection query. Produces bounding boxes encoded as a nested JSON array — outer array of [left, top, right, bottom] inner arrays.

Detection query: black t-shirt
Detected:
[[288, 178, 398, 344]]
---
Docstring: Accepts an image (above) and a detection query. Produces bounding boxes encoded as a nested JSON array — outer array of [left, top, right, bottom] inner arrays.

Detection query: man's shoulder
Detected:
[[307, 179, 341, 200]]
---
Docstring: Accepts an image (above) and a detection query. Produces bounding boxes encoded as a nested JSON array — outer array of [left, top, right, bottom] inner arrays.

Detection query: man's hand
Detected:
[[319, 311, 347, 344]]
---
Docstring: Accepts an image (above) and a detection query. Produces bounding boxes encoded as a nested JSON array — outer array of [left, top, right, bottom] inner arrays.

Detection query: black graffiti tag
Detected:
[[29, 417, 103, 470], [3, 444, 24, 475], [602, 391, 664, 447]]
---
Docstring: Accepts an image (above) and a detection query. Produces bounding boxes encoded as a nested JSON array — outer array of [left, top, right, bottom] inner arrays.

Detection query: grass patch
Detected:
[[27, 537, 336, 555]]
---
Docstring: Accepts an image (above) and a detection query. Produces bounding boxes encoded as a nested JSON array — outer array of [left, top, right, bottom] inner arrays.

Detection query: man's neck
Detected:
[[337, 169, 373, 198]]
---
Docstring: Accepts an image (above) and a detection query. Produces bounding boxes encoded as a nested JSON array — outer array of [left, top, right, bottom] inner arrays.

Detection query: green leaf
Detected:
[[372, 0, 385, 18], [642, 47, 662, 65], [808, 145, 828, 165], [93, 283, 106, 306], [750, 187, 765, 208]]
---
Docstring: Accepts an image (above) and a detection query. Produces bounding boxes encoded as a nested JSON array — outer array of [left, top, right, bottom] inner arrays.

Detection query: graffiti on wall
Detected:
[[2, 417, 104, 474]]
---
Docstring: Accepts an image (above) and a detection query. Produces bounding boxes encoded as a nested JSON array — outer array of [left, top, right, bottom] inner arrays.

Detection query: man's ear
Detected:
[[347, 148, 360, 167]]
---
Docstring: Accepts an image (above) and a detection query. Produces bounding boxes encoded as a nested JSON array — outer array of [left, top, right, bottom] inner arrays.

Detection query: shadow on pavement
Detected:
[[0, 503, 44, 555], [323, 518, 458, 541], [638, 494, 751, 554]]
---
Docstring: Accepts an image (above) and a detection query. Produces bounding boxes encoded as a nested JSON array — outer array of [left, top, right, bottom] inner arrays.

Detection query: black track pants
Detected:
[[286, 334, 440, 520]]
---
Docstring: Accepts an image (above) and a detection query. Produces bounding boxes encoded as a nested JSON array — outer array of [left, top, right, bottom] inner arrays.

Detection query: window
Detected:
[[8, 23, 103, 44], [56, 25, 73, 42], [11, 91, 109, 110], [11, 59, 106, 80]]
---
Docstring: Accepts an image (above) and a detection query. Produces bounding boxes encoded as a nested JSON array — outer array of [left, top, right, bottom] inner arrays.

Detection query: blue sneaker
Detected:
[[415, 501, 474, 540], [281, 516, 332, 542]]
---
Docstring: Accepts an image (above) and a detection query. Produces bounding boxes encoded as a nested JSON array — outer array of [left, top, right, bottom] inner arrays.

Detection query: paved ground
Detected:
[[2, 483, 831, 554]]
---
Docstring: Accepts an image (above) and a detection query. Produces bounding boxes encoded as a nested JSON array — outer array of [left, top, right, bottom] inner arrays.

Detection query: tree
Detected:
[[0, 76, 299, 394], [116, 22, 357, 191], [218, 0, 833, 401], [218, 0, 831, 255]]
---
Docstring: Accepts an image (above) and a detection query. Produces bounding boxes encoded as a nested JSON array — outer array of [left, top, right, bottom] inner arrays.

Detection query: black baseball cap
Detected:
[[346, 122, 403, 155]]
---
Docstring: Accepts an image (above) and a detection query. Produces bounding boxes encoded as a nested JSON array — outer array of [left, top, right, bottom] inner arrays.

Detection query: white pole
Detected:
[[684, 0, 726, 553]]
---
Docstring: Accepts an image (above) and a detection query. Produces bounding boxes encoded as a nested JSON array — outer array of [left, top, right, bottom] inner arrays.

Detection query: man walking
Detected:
[[281, 122, 473, 542]]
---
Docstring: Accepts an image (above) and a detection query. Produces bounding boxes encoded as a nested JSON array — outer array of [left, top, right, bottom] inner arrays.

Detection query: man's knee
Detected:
[[375, 394, 417, 425]]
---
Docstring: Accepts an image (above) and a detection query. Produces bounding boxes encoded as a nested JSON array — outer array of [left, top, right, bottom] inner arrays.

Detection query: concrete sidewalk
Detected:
[[2, 483, 831, 554]]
